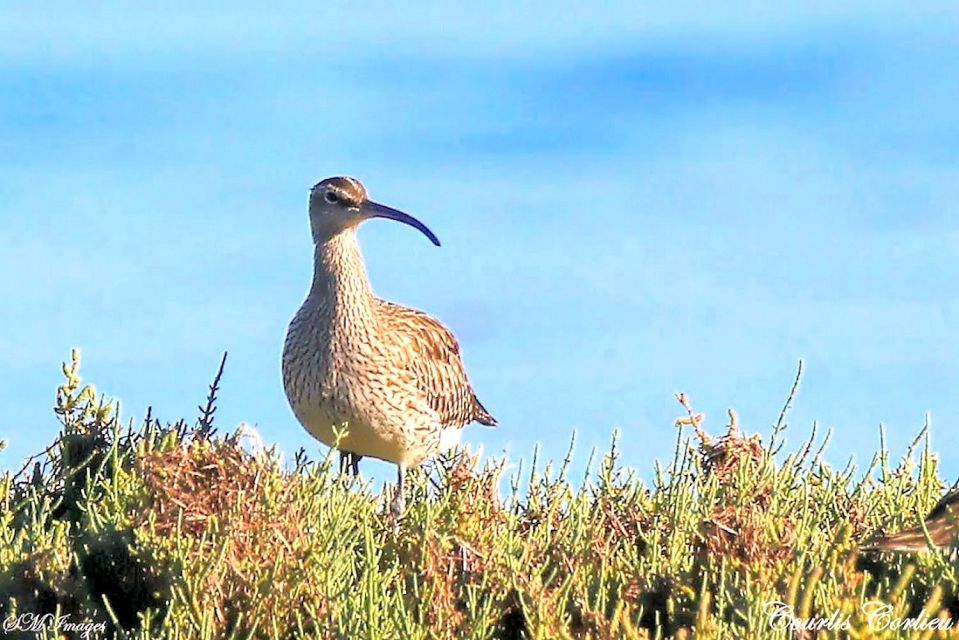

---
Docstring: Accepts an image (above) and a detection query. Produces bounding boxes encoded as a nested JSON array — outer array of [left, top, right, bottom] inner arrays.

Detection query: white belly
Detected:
[[437, 426, 462, 453], [292, 400, 437, 469]]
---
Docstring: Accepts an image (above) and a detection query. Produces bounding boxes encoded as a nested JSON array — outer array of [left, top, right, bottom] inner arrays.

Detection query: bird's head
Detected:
[[308, 176, 440, 247]]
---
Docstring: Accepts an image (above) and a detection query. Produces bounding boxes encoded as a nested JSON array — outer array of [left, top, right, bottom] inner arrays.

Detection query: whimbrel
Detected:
[[282, 176, 496, 518]]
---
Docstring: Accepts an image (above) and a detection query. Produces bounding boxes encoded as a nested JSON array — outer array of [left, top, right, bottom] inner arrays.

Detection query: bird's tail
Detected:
[[473, 397, 497, 427]]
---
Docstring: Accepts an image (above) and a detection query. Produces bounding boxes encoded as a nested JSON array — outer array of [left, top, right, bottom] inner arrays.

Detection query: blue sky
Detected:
[[2, 3, 958, 487]]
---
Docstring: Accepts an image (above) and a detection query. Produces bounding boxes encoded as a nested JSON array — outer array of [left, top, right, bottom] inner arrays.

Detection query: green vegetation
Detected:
[[1, 351, 957, 639]]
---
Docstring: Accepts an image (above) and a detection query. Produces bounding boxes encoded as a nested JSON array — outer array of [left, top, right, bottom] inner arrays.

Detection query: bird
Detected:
[[862, 488, 959, 552], [281, 176, 496, 519]]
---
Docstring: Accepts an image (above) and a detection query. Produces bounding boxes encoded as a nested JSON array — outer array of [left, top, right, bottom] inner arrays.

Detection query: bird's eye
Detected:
[[324, 191, 339, 204]]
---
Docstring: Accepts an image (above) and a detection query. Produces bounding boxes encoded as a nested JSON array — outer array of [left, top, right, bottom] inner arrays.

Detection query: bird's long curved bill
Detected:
[[362, 201, 441, 247]]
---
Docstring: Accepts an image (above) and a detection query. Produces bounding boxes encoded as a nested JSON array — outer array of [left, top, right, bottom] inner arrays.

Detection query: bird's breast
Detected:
[[284, 308, 390, 409]]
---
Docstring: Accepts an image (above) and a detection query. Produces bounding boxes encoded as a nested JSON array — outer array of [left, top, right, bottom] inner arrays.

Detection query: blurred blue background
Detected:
[[2, 2, 957, 487]]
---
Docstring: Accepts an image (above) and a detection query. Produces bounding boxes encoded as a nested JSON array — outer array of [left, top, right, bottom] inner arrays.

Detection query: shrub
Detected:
[[0, 353, 955, 639]]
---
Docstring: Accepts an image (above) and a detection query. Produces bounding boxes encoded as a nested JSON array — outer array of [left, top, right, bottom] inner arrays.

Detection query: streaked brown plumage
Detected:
[[376, 300, 496, 429], [863, 488, 959, 552], [282, 176, 495, 517]]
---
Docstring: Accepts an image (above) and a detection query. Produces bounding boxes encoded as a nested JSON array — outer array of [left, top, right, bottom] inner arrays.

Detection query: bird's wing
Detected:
[[862, 489, 959, 552], [377, 300, 496, 428], [926, 488, 959, 520]]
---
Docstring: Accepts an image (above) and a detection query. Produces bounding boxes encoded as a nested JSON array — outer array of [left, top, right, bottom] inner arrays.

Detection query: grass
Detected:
[[1, 350, 957, 639]]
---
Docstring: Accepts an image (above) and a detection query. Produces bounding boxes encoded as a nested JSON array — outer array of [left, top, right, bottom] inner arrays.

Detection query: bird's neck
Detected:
[[309, 231, 377, 324]]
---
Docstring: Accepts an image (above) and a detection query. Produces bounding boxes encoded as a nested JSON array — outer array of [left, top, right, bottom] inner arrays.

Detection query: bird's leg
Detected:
[[391, 465, 407, 526], [338, 451, 363, 477]]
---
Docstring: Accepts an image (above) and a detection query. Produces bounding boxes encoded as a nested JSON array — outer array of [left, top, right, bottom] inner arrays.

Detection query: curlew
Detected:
[[282, 176, 496, 518]]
